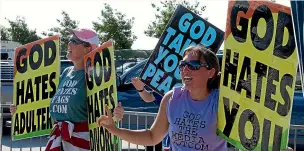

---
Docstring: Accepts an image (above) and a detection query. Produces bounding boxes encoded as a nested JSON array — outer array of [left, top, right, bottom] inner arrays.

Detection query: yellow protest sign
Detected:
[[217, 1, 298, 150], [84, 40, 120, 151], [12, 35, 60, 140]]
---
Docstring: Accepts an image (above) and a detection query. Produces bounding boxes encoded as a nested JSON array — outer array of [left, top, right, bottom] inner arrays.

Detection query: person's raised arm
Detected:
[[98, 90, 172, 146], [132, 77, 155, 102]]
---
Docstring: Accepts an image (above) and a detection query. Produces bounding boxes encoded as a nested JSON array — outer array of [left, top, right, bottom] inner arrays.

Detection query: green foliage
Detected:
[[0, 25, 11, 40], [6, 16, 41, 45], [145, 0, 206, 38], [114, 50, 152, 60], [93, 3, 137, 49], [43, 11, 79, 58]]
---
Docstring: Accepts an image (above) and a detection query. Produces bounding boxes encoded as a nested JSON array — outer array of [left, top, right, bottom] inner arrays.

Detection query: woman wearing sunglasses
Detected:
[[98, 44, 295, 151], [10, 28, 124, 151], [98, 45, 226, 150]]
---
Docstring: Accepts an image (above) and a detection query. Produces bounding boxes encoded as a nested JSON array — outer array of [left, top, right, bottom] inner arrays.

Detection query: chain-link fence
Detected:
[[1, 110, 304, 151]]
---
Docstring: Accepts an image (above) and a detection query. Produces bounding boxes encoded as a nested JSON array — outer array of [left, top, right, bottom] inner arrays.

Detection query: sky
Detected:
[[0, 0, 291, 50]]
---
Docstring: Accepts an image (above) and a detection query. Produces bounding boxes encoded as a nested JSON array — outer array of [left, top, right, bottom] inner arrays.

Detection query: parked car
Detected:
[[116, 59, 159, 113], [116, 61, 142, 75]]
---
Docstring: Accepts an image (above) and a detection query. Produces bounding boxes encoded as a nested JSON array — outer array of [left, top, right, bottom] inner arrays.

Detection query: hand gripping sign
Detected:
[[84, 40, 120, 151], [217, 1, 298, 150], [139, 5, 224, 96], [12, 35, 60, 140]]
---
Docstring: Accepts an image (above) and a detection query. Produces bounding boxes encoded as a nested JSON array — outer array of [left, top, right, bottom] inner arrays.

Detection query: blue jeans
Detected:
[[162, 134, 170, 149]]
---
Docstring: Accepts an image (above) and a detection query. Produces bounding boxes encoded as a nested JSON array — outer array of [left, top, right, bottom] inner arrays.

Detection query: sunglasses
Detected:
[[179, 60, 210, 70], [69, 36, 91, 47]]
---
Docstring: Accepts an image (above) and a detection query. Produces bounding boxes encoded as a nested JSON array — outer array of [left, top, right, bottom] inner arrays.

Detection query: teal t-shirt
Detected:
[[50, 67, 88, 123]]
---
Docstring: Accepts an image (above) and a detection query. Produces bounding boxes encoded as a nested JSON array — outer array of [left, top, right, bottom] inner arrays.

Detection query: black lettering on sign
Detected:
[[273, 125, 283, 151], [13, 107, 52, 135], [223, 2, 296, 150], [254, 62, 267, 103], [87, 86, 115, 124], [223, 97, 240, 137], [88, 95, 94, 124], [41, 107, 47, 129], [87, 90, 101, 124], [85, 57, 94, 90], [16, 48, 28, 74], [265, 67, 279, 111], [16, 72, 58, 106], [99, 88, 105, 115], [25, 109, 36, 133], [109, 85, 115, 108], [94, 51, 103, 87], [44, 40, 56, 67], [94, 91, 101, 122], [238, 109, 260, 150], [259, 120, 283, 151], [223, 49, 239, 90], [278, 74, 293, 116], [140, 5, 224, 96], [142, 62, 176, 94], [274, 11, 295, 59], [41, 74, 49, 100], [16, 40, 57, 74], [16, 80, 24, 106], [231, 1, 250, 43], [34, 76, 41, 101], [105, 129, 113, 151], [142, 61, 158, 80], [89, 127, 118, 151], [89, 129, 94, 150], [86, 48, 113, 91], [49, 72, 57, 98], [103, 87, 109, 106], [251, 5, 274, 51], [36, 107, 52, 131], [102, 48, 112, 83], [261, 119, 271, 151], [14, 113, 20, 135], [236, 56, 251, 99], [25, 79, 34, 104], [29, 44, 43, 70], [231, 3, 295, 59], [163, 12, 218, 55]]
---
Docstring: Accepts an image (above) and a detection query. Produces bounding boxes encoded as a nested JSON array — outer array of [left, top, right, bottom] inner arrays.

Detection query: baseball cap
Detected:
[[72, 28, 100, 50]]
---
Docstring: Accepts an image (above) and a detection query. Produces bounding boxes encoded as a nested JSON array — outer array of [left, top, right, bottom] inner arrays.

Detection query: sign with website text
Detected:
[[12, 35, 60, 140], [84, 40, 120, 151], [139, 5, 224, 96], [217, 1, 298, 150], [291, 0, 304, 95]]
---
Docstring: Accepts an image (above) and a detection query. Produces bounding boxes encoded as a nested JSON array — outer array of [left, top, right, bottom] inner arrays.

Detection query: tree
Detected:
[[43, 11, 79, 58], [145, 0, 207, 38], [0, 25, 11, 40], [6, 16, 41, 44], [93, 3, 137, 49]]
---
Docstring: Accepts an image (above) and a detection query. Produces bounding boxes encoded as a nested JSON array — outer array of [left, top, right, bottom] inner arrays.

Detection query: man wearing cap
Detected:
[[11, 28, 124, 151], [46, 28, 101, 151], [47, 28, 125, 151]]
